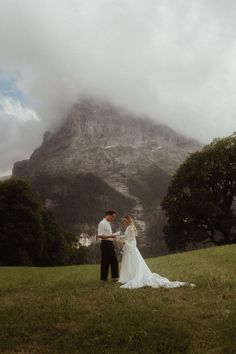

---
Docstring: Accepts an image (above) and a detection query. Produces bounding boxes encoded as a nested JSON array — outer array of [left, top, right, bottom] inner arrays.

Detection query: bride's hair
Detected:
[[123, 215, 138, 236]]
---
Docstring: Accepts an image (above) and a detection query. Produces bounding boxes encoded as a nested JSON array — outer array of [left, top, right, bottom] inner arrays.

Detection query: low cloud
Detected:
[[1, 0, 236, 174], [0, 95, 43, 175]]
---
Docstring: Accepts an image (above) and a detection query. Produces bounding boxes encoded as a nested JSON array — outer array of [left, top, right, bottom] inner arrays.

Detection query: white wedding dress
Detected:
[[118, 225, 194, 289]]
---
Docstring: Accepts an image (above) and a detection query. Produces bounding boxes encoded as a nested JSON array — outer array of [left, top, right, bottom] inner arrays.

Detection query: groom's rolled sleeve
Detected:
[[98, 223, 104, 237]]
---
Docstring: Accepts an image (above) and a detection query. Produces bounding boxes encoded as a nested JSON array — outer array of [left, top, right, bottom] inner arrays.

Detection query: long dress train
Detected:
[[118, 225, 195, 289]]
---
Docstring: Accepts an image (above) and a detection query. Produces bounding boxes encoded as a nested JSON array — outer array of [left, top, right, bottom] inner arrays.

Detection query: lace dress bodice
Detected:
[[124, 225, 137, 249]]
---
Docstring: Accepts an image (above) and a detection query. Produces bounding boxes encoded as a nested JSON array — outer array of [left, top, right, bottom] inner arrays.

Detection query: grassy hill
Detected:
[[0, 245, 235, 354]]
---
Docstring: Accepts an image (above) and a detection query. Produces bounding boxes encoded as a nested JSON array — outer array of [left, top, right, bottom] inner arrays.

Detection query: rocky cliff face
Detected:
[[13, 100, 202, 253], [13, 100, 200, 187]]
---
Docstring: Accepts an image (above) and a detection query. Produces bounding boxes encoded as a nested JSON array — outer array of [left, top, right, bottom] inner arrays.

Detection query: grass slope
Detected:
[[0, 245, 235, 354]]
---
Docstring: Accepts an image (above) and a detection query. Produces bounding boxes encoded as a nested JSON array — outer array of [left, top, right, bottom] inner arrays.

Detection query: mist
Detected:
[[1, 0, 236, 175]]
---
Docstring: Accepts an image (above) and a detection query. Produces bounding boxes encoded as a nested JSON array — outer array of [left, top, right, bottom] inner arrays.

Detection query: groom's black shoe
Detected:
[[112, 278, 119, 283]]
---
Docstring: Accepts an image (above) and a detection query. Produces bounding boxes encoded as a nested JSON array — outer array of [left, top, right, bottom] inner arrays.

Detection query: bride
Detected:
[[118, 215, 195, 289]]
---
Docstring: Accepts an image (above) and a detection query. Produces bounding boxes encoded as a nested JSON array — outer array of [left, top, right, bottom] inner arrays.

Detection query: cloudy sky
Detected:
[[1, 0, 236, 176]]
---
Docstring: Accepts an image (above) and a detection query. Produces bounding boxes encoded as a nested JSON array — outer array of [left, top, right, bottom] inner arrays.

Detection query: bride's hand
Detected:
[[118, 239, 125, 245]]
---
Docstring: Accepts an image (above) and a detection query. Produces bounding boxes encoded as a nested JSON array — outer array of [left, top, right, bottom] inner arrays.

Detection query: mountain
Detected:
[[13, 100, 200, 183], [30, 173, 135, 235], [13, 100, 202, 255]]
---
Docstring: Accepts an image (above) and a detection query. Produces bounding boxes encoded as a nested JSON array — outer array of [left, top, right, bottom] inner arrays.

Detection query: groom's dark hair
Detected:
[[105, 210, 116, 216]]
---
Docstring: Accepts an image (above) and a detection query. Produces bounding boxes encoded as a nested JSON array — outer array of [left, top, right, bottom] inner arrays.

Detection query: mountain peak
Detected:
[[13, 100, 201, 185]]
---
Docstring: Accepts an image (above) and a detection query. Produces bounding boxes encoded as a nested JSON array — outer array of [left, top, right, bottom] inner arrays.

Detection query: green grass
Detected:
[[0, 245, 236, 354]]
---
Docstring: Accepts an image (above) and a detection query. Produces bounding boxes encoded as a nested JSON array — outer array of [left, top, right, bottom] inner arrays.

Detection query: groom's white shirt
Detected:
[[98, 218, 113, 241]]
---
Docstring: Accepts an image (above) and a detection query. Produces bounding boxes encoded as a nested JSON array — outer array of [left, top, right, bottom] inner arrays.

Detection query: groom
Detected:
[[98, 210, 119, 282]]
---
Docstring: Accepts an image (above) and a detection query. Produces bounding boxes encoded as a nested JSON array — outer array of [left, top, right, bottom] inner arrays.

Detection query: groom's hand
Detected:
[[112, 231, 120, 236]]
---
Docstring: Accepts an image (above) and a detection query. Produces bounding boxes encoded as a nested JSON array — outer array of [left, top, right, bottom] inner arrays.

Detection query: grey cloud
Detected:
[[1, 0, 236, 175], [0, 112, 44, 175]]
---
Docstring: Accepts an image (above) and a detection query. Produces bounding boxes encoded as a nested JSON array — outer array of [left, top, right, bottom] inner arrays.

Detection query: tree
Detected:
[[161, 134, 236, 250], [37, 209, 70, 266], [0, 178, 44, 265], [0, 178, 71, 266]]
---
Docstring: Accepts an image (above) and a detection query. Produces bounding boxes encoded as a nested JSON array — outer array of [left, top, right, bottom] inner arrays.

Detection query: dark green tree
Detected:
[[0, 178, 71, 265], [0, 178, 44, 265], [38, 209, 70, 266], [161, 134, 236, 250]]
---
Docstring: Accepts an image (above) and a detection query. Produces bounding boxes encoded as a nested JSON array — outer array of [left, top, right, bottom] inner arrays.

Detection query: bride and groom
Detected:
[[98, 210, 194, 289]]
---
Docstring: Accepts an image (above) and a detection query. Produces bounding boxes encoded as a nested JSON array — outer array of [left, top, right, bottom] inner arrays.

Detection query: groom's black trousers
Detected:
[[101, 240, 119, 281]]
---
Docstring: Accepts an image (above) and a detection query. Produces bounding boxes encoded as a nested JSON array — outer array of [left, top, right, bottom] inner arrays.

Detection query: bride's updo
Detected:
[[123, 215, 138, 236]]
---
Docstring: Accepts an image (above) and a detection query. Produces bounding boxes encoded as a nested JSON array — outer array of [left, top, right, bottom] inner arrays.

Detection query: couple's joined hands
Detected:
[[98, 231, 126, 240]]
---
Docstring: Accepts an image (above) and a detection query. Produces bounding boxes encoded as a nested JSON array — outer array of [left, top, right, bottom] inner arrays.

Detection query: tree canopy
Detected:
[[162, 134, 236, 250], [0, 178, 70, 265]]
